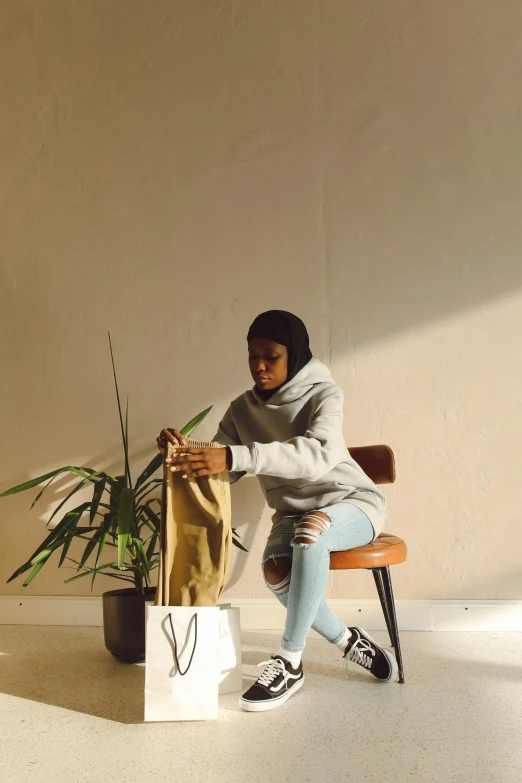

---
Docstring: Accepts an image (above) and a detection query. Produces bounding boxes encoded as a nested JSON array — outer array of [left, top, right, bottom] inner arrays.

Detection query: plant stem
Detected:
[[132, 567, 144, 594], [108, 331, 133, 489]]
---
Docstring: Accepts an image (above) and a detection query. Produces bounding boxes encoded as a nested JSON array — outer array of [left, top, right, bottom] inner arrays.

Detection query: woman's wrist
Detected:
[[225, 446, 233, 471]]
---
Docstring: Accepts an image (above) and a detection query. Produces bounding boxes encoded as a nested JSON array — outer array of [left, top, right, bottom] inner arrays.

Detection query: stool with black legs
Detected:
[[330, 445, 406, 683]]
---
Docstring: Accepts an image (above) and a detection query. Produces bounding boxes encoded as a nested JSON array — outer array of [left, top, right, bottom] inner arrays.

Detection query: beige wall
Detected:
[[1, 0, 521, 601]]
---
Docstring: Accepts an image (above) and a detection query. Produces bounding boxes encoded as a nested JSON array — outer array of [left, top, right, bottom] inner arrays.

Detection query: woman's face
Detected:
[[248, 338, 288, 390]]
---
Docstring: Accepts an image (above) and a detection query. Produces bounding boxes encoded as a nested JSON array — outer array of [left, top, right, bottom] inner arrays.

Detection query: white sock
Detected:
[[277, 647, 302, 668], [335, 627, 352, 651]]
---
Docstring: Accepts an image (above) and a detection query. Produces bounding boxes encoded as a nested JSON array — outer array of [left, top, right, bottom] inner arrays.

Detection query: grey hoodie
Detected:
[[213, 358, 386, 538]]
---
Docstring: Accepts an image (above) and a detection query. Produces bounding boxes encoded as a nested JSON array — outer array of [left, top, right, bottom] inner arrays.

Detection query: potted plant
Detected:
[[2, 334, 245, 662]]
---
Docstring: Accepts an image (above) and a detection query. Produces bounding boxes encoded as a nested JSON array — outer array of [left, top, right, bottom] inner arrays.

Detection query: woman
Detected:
[[157, 310, 397, 712]]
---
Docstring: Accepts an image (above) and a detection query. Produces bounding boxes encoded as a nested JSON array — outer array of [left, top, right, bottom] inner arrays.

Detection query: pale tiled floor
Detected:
[[0, 626, 521, 783]]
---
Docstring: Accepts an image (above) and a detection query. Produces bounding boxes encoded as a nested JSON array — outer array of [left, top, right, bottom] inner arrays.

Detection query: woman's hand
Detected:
[[166, 446, 231, 479], [156, 428, 187, 454]]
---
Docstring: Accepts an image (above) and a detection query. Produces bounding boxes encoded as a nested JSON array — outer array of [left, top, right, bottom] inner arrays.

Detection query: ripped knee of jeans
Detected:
[[262, 555, 292, 594], [292, 511, 331, 549]]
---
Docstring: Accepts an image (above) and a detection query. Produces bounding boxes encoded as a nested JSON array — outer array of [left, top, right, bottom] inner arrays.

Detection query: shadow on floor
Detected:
[[0, 626, 374, 723], [0, 625, 260, 724], [241, 629, 522, 685], [0, 626, 145, 724], [2, 626, 521, 726]]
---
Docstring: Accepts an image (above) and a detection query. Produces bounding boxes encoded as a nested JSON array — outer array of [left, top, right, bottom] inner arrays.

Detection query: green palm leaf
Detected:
[[108, 332, 132, 489], [0, 466, 94, 498], [132, 537, 150, 579], [6, 503, 91, 584], [58, 519, 95, 567], [117, 487, 135, 568], [232, 537, 248, 552], [135, 477, 162, 500], [145, 531, 158, 561], [22, 560, 46, 587], [232, 528, 248, 552], [78, 529, 102, 569], [180, 406, 213, 437], [30, 547, 54, 566], [47, 477, 92, 525], [139, 501, 160, 532], [30, 473, 61, 508], [135, 453, 163, 492], [109, 476, 125, 515], [95, 513, 114, 570], [90, 478, 108, 524], [64, 563, 134, 585]]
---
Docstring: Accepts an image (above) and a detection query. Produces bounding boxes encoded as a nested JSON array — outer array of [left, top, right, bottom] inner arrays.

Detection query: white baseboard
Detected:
[[1, 596, 521, 632], [0, 596, 103, 627]]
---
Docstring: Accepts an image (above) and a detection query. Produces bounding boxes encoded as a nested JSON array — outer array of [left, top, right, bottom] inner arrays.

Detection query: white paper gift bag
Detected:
[[218, 605, 243, 695], [144, 605, 220, 722]]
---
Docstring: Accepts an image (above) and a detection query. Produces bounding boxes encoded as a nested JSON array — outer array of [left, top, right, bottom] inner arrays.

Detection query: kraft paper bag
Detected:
[[155, 440, 232, 607]]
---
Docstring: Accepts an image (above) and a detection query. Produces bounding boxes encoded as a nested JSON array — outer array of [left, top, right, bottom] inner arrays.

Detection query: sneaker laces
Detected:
[[345, 637, 376, 670], [257, 657, 289, 688]]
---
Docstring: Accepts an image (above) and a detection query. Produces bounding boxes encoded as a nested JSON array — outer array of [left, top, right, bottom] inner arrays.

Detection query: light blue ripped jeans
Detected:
[[262, 502, 375, 654]]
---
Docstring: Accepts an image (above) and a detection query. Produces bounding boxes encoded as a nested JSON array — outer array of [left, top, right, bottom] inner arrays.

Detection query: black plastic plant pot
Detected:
[[102, 586, 157, 662]]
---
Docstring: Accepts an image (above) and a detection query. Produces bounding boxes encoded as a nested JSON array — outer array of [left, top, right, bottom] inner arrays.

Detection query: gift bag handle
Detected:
[[168, 612, 198, 676]]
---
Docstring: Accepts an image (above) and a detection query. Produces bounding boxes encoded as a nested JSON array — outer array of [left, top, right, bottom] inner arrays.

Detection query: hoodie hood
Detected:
[[251, 358, 334, 406]]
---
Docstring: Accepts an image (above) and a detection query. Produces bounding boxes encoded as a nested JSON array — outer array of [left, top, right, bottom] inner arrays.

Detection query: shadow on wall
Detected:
[[2, 0, 522, 368], [225, 477, 266, 590], [1, 0, 522, 599]]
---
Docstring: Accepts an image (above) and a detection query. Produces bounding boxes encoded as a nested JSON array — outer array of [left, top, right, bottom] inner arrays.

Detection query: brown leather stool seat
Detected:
[[330, 534, 407, 570]]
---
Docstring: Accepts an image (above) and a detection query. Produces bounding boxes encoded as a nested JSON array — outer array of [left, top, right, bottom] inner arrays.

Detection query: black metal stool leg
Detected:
[[372, 568, 394, 645], [381, 566, 405, 683]]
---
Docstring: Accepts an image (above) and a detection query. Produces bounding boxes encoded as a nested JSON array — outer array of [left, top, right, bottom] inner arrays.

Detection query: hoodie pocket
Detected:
[[265, 482, 348, 511], [266, 481, 334, 495]]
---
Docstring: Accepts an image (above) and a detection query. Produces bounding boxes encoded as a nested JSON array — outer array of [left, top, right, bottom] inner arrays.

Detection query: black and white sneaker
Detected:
[[240, 655, 304, 712], [343, 627, 398, 682]]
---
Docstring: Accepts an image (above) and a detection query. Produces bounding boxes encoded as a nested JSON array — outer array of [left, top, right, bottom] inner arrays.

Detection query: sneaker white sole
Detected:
[[239, 677, 305, 712], [355, 628, 399, 683]]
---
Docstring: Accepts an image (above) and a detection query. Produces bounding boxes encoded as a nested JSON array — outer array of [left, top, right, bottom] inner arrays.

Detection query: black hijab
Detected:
[[247, 310, 313, 400]]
